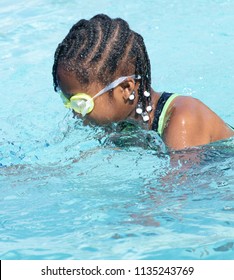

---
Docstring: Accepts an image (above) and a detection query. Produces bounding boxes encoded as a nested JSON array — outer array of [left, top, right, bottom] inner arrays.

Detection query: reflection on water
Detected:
[[1, 117, 234, 259]]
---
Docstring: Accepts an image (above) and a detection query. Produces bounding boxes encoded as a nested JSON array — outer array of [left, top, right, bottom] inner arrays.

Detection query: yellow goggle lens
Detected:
[[69, 93, 94, 116]]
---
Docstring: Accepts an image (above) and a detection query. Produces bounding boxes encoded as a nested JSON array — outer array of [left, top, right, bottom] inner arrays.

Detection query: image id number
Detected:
[[135, 266, 195, 276]]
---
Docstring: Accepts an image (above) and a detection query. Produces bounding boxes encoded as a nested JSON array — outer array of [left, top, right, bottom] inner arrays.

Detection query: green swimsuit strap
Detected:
[[152, 92, 179, 136]]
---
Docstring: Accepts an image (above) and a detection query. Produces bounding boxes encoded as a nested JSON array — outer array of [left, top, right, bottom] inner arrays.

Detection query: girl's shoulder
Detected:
[[169, 95, 207, 127], [163, 95, 214, 149]]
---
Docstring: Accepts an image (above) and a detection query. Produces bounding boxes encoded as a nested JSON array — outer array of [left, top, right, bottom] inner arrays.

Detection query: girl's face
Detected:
[[57, 67, 139, 125]]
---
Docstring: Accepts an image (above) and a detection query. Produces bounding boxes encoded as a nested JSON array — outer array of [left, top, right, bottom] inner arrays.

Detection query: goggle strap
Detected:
[[92, 75, 141, 100]]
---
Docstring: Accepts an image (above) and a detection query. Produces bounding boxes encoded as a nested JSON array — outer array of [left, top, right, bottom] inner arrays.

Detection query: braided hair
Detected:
[[52, 14, 152, 118]]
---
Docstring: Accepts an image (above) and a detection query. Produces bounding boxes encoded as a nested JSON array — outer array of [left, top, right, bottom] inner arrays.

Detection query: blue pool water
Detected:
[[0, 0, 234, 260]]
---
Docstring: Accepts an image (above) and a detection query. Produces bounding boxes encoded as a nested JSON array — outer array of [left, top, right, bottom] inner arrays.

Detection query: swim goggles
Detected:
[[59, 75, 141, 117]]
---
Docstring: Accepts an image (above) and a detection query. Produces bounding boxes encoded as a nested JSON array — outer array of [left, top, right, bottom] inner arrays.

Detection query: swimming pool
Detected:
[[0, 0, 233, 260]]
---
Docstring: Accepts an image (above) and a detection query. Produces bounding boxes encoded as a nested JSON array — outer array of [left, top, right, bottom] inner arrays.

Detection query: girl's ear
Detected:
[[120, 78, 139, 101]]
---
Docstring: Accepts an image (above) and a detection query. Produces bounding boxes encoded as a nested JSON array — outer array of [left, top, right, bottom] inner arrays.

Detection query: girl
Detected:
[[52, 14, 233, 150]]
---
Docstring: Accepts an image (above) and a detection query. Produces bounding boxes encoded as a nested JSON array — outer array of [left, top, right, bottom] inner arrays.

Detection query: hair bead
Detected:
[[146, 104, 153, 112], [142, 112, 149, 122], [144, 91, 150, 97]]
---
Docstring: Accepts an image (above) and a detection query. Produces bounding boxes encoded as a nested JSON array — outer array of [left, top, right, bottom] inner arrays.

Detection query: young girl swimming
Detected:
[[52, 14, 234, 150]]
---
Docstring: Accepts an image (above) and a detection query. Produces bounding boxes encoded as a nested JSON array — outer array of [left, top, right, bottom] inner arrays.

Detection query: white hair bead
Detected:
[[142, 113, 149, 122], [136, 107, 143, 114], [144, 91, 150, 97], [146, 105, 152, 112], [136, 102, 143, 114]]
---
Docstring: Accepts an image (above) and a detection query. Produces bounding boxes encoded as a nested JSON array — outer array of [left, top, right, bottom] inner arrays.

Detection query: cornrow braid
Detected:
[[52, 14, 152, 121]]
